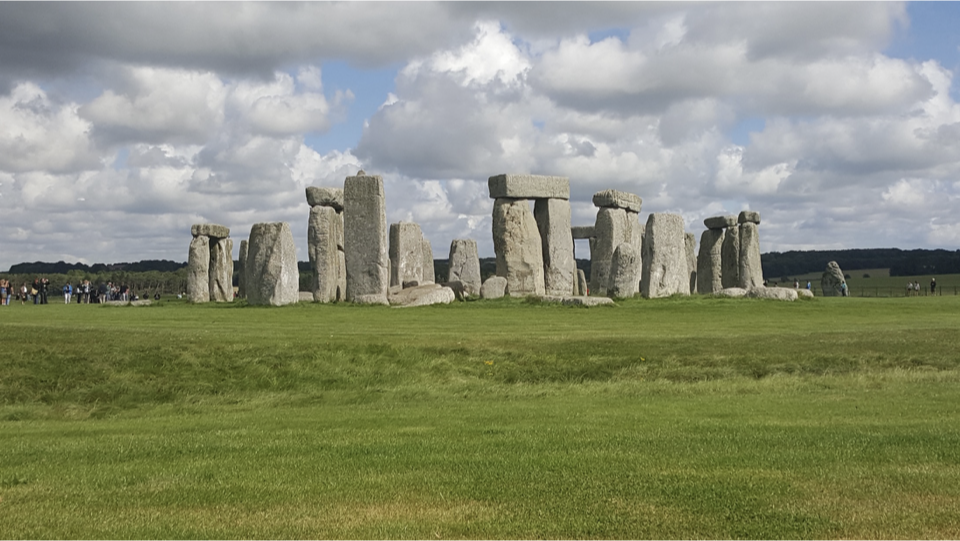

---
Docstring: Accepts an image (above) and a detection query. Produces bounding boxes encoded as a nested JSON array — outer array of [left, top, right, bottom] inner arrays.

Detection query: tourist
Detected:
[[20, 282, 28, 305], [63, 282, 73, 304], [794, 279, 799, 289], [0, 278, 7, 306], [806, 281, 811, 290], [931, 277, 937, 295], [840, 282, 848, 297]]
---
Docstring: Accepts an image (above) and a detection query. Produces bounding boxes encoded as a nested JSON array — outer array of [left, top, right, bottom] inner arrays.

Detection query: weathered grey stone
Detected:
[[590, 207, 632, 296], [719, 287, 748, 298], [577, 269, 588, 297], [308, 205, 341, 303], [492, 198, 545, 296], [298, 291, 314, 302], [685, 232, 697, 295], [738, 222, 764, 289], [421, 237, 435, 284], [541, 295, 615, 307], [696, 229, 724, 294], [721, 225, 740, 289], [245, 222, 299, 306], [821, 261, 847, 297], [571, 225, 596, 239], [343, 173, 389, 304], [488, 174, 569, 200], [534, 198, 575, 296], [440, 281, 466, 301], [747, 286, 797, 301], [704, 215, 738, 230], [337, 250, 346, 302], [592, 189, 642, 213], [448, 239, 482, 296], [389, 222, 424, 288], [738, 210, 761, 225], [608, 242, 640, 298], [797, 288, 815, 298], [191, 223, 230, 239], [237, 239, 248, 298], [641, 213, 688, 298], [389, 283, 455, 308], [305, 186, 344, 211], [628, 211, 644, 292], [187, 236, 210, 303], [480, 276, 508, 299], [402, 280, 420, 289], [209, 237, 234, 302]]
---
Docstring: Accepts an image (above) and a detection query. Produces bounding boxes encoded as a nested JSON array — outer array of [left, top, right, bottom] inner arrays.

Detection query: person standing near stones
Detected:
[[20, 282, 28, 305], [63, 282, 73, 304], [931, 278, 937, 295]]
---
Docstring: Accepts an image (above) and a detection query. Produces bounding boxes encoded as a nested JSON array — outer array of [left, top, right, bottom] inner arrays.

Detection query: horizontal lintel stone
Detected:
[[571, 225, 596, 239], [191, 223, 230, 239], [704, 215, 738, 230], [488, 174, 569, 200], [592, 189, 642, 212], [306, 186, 344, 210]]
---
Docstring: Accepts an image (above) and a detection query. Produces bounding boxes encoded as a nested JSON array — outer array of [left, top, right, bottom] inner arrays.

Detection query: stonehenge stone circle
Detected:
[[738, 221, 764, 289], [245, 222, 299, 306], [488, 174, 570, 200], [237, 239, 248, 298], [480, 276, 508, 299], [641, 213, 688, 298], [534, 198, 576, 296], [821, 261, 847, 297], [305, 186, 344, 211], [447, 239, 482, 296], [187, 236, 210, 303], [696, 228, 724, 294], [609, 242, 640, 298], [738, 210, 761, 225], [721, 223, 740, 289], [421, 237, 435, 284], [344, 172, 389, 305], [592, 189, 643, 213], [389, 222, 424, 288], [209, 237, 234, 302], [704, 215, 737, 230], [492, 198, 545, 296], [685, 232, 697, 295], [308, 205, 342, 302]]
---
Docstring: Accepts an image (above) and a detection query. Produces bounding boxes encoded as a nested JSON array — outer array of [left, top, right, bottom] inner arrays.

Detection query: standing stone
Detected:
[[577, 269, 588, 297], [187, 236, 210, 303], [448, 239, 482, 296], [237, 239, 248, 298], [696, 229, 725, 294], [721, 223, 740, 289], [641, 213, 688, 298], [389, 222, 424, 288], [245, 222, 299, 306], [492, 198, 545, 296], [534, 198, 575, 296], [308, 205, 341, 303], [421, 237, 435, 285], [209, 237, 234, 302], [685, 232, 697, 295], [337, 250, 346, 301], [738, 222, 764, 289], [821, 261, 847, 297], [344, 172, 389, 304], [608, 242, 639, 298], [480, 276, 508, 299], [590, 207, 631, 296]]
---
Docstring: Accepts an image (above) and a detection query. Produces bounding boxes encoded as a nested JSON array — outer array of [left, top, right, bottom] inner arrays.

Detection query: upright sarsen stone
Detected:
[[344, 172, 389, 304], [209, 237, 234, 302], [309, 205, 341, 303], [696, 228, 724, 294], [237, 239, 248, 298], [448, 239, 482, 296], [534, 198, 575, 296], [641, 213, 688, 298], [721, 223, 740, 289], [590, 207, 631, 296], [609, 242, 639, 298], [389, 222, 424, 288], [187, 236, 210, 303], [685, 232, 697, 295], [492, 198, 545, 296], [738, 222, 764, 289], [245, 222, 299, 306], [821, 261, 847, 297], [421, 237, 435, 285]]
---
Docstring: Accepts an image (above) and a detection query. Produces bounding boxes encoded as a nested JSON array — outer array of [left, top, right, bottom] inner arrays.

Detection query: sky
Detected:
[[2, 1, 960, 269]]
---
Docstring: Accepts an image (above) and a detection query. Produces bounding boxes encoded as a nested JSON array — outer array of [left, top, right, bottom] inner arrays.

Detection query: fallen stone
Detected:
[[738, 210, 761, 225], [480, 276, 508, 299], [305, 186, 344, 211], [571, 225, 596, 239], [608, 242, 639, 298], [488, 174, 569, 200], [191, 223, 230, 239], [747, 287, 797, 301], [797, 288, 815, 298], [821, 261, 847, 297], [343, 172, 389, 304], [696, 229, 724, 294], [298, 291, 314, 302], [492, 198, 545, 296], [187, 236, 210, 303], [592, 189, 642, 213], [447, 239, 482, 296], [440, 281, 466, 301], [535, 198, 576, 296], [738, 222, 764, 289], [245, 222, 300, 306], [402, 280, 420, 289], [389, 222, 424, 288], [541, 295, 615, 307], [718, 287, 748, 298], [704, 215, 738, 230], [389, 283, 455, 308], [308, 205, 341, 303], [209, 237, 234, 302], [641, 213, 688, 298], [721, 225, 740, 289]]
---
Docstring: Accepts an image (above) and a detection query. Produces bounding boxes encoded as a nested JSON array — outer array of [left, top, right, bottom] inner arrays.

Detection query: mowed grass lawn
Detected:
[[2, 295, 959, 538]]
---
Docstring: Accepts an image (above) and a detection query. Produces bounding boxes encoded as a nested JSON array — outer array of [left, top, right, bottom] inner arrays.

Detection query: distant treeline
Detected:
[[9, 259, 186, 274], [761, 248, 960, 278]]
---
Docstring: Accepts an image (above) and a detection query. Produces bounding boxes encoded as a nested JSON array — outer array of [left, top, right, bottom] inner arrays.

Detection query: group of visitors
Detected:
[[906, 281, 923, 296], [0, 278, 15, 305], [0, 277, 152, 305]]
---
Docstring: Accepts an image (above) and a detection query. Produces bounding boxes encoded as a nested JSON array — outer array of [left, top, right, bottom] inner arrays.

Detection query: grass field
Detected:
[[2, 295, 960, 538]]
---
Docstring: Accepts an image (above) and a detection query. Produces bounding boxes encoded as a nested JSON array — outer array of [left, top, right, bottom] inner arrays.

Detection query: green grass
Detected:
[[2, 295, 960, 538]]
